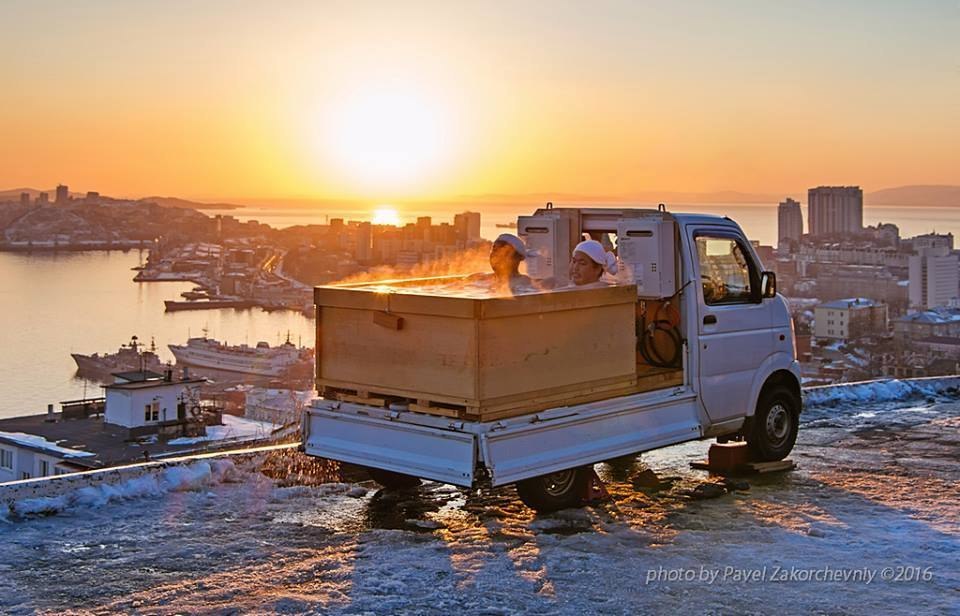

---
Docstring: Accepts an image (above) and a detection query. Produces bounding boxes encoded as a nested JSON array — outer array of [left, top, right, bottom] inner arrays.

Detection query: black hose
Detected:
[[637, 305, 683, 369]]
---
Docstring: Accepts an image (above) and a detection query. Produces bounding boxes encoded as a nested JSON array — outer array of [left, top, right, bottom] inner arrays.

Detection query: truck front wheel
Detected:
[[516, 467, 590, 513], [747, 385, 800, 461], [366, 467, 422, 489]]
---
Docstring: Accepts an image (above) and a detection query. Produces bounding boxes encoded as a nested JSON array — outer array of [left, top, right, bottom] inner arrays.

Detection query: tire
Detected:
[[366, 467, 422, 489], [516, 467, 590, 513], [747, 385, 800, 462]]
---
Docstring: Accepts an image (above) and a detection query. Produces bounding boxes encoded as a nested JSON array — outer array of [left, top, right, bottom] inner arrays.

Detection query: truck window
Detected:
[[695, 236, 756, 305]]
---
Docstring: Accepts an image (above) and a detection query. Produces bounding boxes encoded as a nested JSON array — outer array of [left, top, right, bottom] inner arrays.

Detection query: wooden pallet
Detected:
[[738, 460, 797, 474], [690, 459, 797, 475], [408, 399, 464, 418], [322, 367, 684, 421], [323, 387, 390, 408]]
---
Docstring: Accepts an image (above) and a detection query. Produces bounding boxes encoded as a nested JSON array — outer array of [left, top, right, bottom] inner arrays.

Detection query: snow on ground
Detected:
[[1, 388, 959, 615], [4, 459, 239, 519], [804, 376, 960, 409], [0, 431, 95, 457], [166, 414, 278, 446]]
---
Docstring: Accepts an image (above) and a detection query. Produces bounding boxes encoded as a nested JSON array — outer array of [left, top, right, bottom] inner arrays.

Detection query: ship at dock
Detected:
[[71, 335, 166, 381], [164, 297, 254, 311], [168, 335, 311, 378]]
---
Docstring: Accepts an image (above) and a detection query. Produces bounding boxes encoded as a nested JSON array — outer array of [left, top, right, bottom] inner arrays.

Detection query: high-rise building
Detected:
[[55, 184, 69, 205], [434, 222, 457, 246], [454, 211, 481, 245], [355, 221, 372, 263], [37, 192, 49, 205], [909, 247, 960, 309], [416, 216, 432, 242], [777, 197, 803, 250], [912, 232, 954, 252], [807, 186, 862, 236], [19, 192, 30, 207]]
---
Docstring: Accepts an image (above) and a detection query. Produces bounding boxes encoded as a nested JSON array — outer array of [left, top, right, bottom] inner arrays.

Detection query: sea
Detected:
[[1, 202, 956, 419]]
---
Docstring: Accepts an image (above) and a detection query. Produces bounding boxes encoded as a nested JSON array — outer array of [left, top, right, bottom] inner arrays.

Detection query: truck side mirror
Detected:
[[760, 271, 777, 298]]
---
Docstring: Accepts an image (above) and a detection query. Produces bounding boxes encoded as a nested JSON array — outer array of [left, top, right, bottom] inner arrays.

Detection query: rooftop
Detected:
[[104, 377, 207, 391], [0, 412, 276, 468], [896, 308, 960, 325], [111, 369, 166, 382], [817, 297, 880, 310], [0, 431, 95, 461]]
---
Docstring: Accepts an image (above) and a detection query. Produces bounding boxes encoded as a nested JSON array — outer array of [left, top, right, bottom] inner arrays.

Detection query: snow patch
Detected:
[[0, 431, 95, 458], [166, 414, 277, 445], [804, 376, 960, 408], [8, 459, 238, 519]]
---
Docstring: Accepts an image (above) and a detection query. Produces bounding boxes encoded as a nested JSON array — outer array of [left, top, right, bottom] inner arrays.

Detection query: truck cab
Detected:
[[303, 206, 801, 511]]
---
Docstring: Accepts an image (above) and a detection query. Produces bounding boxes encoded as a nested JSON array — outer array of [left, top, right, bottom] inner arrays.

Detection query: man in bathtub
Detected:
[[467, 233, 537, 294], [568, 239, 618, 287]]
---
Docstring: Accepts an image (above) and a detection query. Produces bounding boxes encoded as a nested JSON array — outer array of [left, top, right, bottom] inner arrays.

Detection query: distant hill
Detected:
[[0, 187, 84, 200], [137, 196, 241, 210], [0, 189, 241, 210], [866, 185, 960, 207]]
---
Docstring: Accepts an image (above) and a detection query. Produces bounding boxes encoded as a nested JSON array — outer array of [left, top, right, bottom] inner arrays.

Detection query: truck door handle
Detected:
[[703, 315, 717, 325]]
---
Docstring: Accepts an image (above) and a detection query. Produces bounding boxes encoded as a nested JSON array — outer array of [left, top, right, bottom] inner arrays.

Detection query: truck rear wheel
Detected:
[[747, 385, 800, 461], [366, 467, 422, 489], [516, 467, 590, 513]]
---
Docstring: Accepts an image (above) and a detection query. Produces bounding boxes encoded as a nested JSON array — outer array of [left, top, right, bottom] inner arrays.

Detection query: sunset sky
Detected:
[[1, 1, 957, 204]]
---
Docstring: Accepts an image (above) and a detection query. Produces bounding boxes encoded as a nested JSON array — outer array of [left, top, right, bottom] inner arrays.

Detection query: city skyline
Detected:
[[1, 1, 958, 203]]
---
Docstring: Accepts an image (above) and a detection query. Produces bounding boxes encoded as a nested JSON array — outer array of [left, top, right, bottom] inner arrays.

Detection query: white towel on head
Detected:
[[495, 233, 527, 259], [573, 240, 618, 275]]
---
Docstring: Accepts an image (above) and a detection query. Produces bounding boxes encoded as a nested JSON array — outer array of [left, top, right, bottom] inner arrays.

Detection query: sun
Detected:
[[322, 88, 450, 189], [371, 206, 401, 226]]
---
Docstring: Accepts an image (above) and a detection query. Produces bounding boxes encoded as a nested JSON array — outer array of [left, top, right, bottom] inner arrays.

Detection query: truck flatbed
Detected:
[[303, 381, 700, 488]]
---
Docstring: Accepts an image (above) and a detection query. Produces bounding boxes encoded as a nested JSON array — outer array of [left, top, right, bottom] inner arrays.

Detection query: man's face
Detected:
[[489, 241, 519, 273], [569, 251, 603, 285]]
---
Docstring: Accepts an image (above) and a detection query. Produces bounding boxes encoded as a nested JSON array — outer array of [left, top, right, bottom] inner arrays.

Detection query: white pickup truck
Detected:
[[303, 207, 801, 512]]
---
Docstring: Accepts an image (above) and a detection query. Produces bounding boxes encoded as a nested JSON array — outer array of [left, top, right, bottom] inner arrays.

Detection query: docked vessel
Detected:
[[164, 298, 254, 311], [72, 335, 165, 380], [168, 335, 309, 377]]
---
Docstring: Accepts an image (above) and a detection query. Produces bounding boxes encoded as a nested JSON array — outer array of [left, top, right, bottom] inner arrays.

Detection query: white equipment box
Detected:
[[616, 219, 677, 298], [518, 212, 574, 284]]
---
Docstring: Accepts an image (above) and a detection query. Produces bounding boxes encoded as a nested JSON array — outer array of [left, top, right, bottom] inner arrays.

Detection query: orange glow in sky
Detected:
[[0, 1, 957, 203]]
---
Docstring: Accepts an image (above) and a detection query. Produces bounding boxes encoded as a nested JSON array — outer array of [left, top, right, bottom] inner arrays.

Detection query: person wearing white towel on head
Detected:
[[469, 233, 535, 293], [569, 239, 618, 286]]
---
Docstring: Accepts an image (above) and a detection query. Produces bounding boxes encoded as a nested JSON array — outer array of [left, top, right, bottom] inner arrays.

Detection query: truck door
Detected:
[[689, 228, 773, 424]]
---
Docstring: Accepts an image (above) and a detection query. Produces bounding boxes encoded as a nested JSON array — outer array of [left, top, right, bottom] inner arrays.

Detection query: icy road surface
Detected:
[[2, 392, 959, 615]]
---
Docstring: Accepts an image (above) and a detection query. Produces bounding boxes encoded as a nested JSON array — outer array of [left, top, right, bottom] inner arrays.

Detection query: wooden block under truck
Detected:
[[302, 206, 802, 512]]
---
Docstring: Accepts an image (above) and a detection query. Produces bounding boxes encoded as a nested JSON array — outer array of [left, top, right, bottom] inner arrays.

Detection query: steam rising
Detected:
[[326, 245, 551, 298], [331, 245, 493, 286]]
